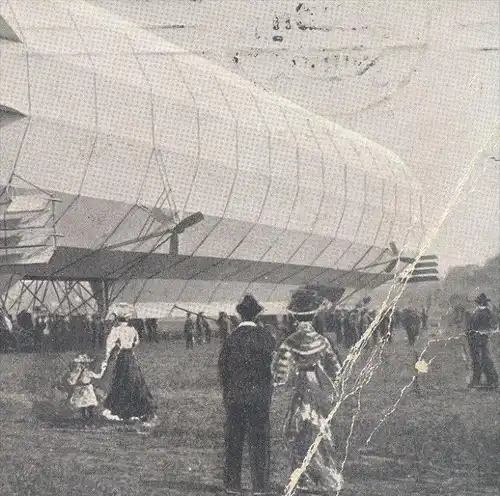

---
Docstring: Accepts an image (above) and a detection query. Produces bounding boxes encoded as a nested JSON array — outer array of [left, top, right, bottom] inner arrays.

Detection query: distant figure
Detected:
[[378, 311, 393, 343], [145, 318, 159, 343], [130, 318, 145, 341], [195, 313, 206, 345], [50, 315, 62, 351], [331, 309, 344, 346], [33, 313, 45, 352], [0, 312, 14, 351], [62, 315, 72, 351], [90, 314, 101, 349], [218, 295, 275, 496], [1, 312, 13, 332], [392, 307, 402, 329], [466, 293, 498, 389], [271, 315, 280, 328], [10, 315, 22, 351], [358, 308, 372, 340], [420, 308, 428, 330], [369, 310, 380, 345], [198, 312, 211, 344], [451, 304, 468, 330], [344, 310, 358, 348], [402, 308, 420, 346], [263, 322, 280, 344], [40, 314, 52, 352], [217, 311, 230, 343], [43, 315, 53, 351], [184, 313, 195, 349]]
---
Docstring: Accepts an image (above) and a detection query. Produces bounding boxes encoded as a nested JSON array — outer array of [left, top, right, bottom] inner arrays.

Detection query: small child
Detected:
[[67, 353, 106, 421]]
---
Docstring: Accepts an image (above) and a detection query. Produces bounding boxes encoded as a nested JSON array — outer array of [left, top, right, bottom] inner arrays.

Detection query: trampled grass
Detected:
[[0, 327, 499, 495]]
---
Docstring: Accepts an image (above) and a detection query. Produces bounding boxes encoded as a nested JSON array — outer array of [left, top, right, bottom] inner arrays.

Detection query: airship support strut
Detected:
[[0, 277, 111, 319]]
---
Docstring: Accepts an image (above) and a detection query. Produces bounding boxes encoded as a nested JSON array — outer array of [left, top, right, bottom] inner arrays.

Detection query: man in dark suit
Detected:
[[402, 308, 420, 346], [217, 311, 231, 343], [218, 294, 275, 496], [466, 293, 498, 389], [183, 313, 195, 350]]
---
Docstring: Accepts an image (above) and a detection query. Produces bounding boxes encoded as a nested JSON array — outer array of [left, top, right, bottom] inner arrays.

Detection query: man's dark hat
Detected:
[[287, 289, 323, 316], [475, 293, 490, 305], [236, 294, 263, 319]]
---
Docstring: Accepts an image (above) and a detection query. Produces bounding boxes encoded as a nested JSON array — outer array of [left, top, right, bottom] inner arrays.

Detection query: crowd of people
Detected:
[[0, 298, 431, 356], [0, 308, 160, 353], [314, 304, 428, 348], [182, 311, 216, 348], [0, 288, 497, 495], [180, 299, 430, 354]]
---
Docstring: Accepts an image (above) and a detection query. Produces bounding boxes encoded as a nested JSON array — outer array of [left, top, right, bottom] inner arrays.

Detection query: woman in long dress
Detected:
[[272, 289, 344, 494], [102, 303, 156, 422]]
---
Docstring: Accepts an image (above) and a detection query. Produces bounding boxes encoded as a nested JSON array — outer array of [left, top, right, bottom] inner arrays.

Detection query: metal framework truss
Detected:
[[2, 278, 108, 318]]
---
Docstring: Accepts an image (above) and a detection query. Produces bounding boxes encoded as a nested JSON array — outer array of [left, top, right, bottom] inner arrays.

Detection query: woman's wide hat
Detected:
[[475, 293, 490, 305], [74, 353, 93, 364], [236, 294, 263, 319], [287, 288, 324, 316], [110, 302, 137, 320]]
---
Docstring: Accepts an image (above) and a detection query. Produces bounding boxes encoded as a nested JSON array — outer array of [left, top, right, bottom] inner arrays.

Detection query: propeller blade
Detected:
[[172, 211, 204, 233], [304, 285, 345, 304], [384, 259, 398, 273], [411, 268, 439, 276], [389, 241, 398, 255], [414, 261, 438, 268], [401, 275, 440, 284], [399, 256, 415, 263]]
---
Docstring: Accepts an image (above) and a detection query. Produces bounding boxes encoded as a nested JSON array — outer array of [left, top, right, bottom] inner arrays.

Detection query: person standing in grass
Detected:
[[217, 311, 230, 343], [218, 294, 275, 496], [198, 311, 212, 344], [184, 312, 195, 349], [466, 293, 498, 389], [402, 308, 420, 346], [195, 312, 206, 345], [145, 318, 159, 343], [67, 353, 106, 422], [101, 303, 157, 422], [272, 289, 344, 495], [343, 310, 358, 348]]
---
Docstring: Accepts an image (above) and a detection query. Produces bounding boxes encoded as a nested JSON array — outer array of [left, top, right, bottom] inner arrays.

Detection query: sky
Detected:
[[93, 0, 500, 272]]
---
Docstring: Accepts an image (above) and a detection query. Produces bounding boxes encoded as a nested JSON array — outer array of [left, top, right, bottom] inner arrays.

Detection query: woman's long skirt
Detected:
[[104, 350, 156, 420], [284, 371, 343, 494]]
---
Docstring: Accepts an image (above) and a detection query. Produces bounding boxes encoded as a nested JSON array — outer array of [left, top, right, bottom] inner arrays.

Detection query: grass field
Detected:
[[1, 326, 500, 495]]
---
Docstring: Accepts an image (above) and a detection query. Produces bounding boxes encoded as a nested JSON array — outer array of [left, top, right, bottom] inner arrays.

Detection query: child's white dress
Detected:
[[67, 365, 102, 408]]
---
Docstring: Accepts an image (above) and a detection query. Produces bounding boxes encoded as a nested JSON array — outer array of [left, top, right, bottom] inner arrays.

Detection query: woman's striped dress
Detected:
[[272, 321, 344, 494]]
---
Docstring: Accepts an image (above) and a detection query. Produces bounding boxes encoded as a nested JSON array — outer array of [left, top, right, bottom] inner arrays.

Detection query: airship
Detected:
[[0, 0, 424, 319]]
